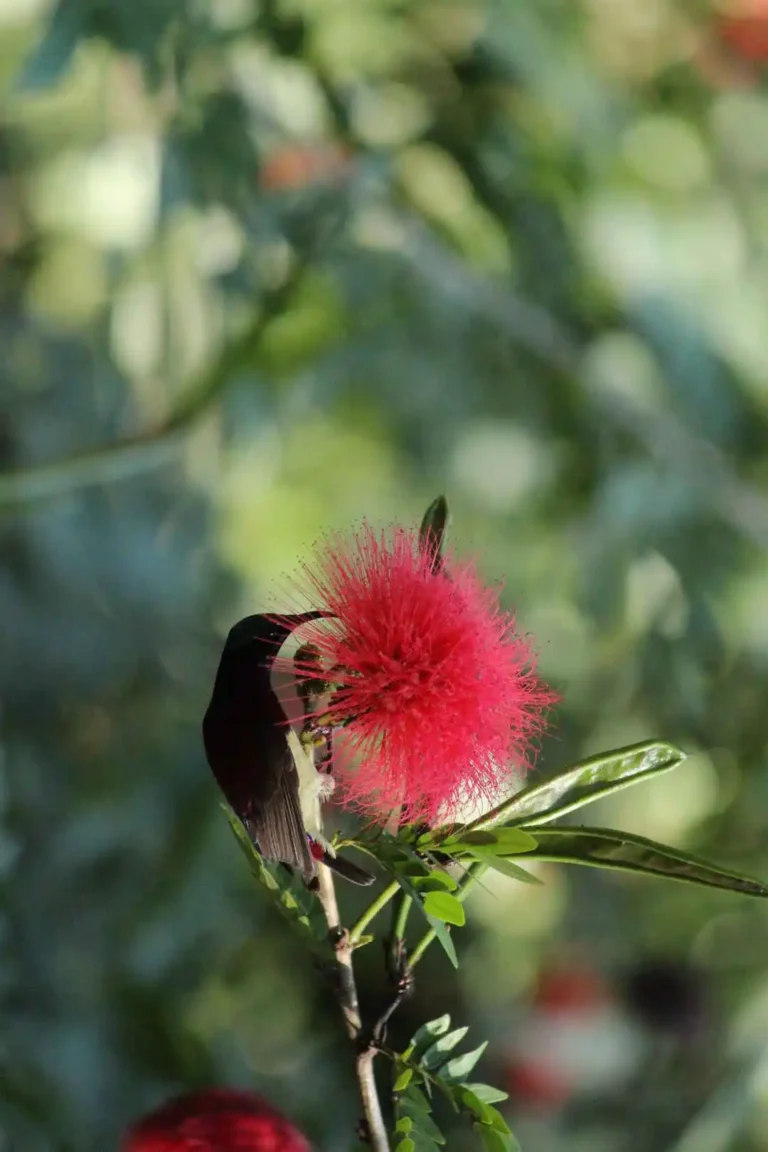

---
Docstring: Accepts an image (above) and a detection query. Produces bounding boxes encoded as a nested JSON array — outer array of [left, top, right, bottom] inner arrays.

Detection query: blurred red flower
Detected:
[[122, 1089, 312, 1152], [717, 0, 768, 61], [259, 144, 352, 192], [283, 525, 555, 825]]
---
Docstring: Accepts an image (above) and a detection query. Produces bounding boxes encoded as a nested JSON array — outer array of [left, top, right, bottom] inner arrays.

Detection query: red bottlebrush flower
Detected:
[[281, 525, 555, 825], [122, 1088, 312, 1152]]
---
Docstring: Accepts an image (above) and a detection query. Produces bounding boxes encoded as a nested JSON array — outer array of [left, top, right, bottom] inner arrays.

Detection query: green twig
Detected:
[[349, 880, 400, 946], [385, 893, 413, 982], [409, 862, 488, 968]]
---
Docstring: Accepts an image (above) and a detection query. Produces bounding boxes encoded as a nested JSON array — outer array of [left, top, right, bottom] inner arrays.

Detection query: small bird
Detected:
[[203, 612, 373, 886]]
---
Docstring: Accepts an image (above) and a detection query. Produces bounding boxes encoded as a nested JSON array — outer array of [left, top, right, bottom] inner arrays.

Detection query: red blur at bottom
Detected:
[[122, 1088, 313, 1152]]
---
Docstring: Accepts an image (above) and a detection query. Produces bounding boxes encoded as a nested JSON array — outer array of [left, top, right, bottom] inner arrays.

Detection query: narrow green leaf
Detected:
[[421, 1027, 470, 1069], [410, 1015, 452, 1051], [481, 856, 542, 884], [422, 891, 466, 926], [526, 827, 768, 895], [439, 1041, 488, 1084], [473, 740, 687, 829], [446, 828, 537, 854], [465, 1084, 510, 1105], [394, 1068, 414, 1092]]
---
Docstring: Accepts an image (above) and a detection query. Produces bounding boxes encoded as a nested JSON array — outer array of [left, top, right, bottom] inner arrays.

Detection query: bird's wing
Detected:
[[247, 745, 315, 879]]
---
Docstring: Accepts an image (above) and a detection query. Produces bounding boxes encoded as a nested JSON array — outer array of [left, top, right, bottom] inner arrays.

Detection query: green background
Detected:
[[3, 1, 768, 1149]]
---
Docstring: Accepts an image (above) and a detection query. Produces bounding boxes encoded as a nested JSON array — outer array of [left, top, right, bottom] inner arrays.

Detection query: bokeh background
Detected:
[[4, 1, 768, 1149]]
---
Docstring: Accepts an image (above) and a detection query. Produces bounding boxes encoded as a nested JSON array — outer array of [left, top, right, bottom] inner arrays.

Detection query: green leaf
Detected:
[[409, 1134, 442, 1152], [476, 1125, 521, 1152], [439, 1042, 488, 1084], [401, 1103, 446, 1145], [422, 891, 466, 926], [460, 1091, 511, 1132], [445, 828, 538, 854], [464, 1084, 510, 1105], [394, 1068, 414, 1092], [419, 495, 451, 571], [482, 856, 542, 884], [402, 1086, 432, 1114], [421, 1028, 470, 1069], [388, 868, 460, 968], [395, 1117, 414, 1135], [461, 1091, 488, 1121], [411, 871, 458, 892], [224, 809, 331, 952], [475, 740, 687, 829], [396, 1139, 415, 1152], [526, 827, 768, 895], [410, 1015, 451, 1053]]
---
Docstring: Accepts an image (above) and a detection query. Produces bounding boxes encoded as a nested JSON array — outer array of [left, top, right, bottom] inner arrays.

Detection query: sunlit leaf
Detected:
[[464, 1084, 510, 1105], [410, 1015, 452, 1052], [411, 871, 458, 892], [474, 741, 687, 829], [421, 1028, 470, 1070], [525, 827, 768, 895], [394, 1068, 414, 1092], [439, 1042, 488, 1084], [422, 891, 466, 925]]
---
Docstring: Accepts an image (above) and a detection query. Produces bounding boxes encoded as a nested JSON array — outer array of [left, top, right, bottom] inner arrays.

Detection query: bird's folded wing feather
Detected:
[[249, 752, 315, 878]]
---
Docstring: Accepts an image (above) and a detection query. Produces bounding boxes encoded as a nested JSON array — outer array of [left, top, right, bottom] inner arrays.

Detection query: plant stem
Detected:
[[393, 894, 413, 944], [316, 862, 390, 1152], [408, 861, 489, 968], [349, 881, 400, 945]]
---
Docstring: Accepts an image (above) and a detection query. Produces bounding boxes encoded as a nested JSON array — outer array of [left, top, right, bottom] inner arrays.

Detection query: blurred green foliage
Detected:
[[3, 0, 768, 1149]]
